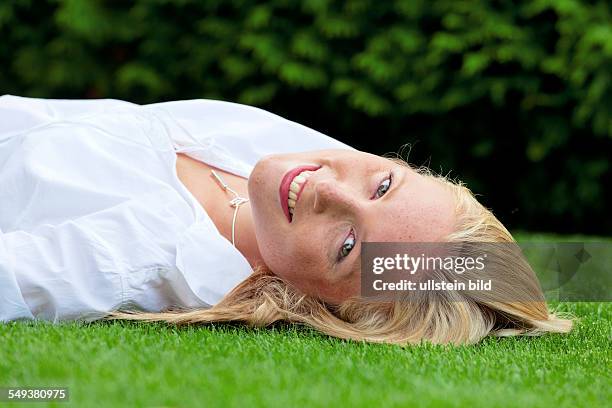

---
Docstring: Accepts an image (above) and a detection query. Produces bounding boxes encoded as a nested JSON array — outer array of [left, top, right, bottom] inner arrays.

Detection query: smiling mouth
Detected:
[[279, 165, 321, 222]]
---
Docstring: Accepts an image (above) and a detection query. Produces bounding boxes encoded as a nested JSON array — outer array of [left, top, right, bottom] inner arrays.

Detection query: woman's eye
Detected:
[[338, 229, 356, 260], [374, 172, 393, 199]]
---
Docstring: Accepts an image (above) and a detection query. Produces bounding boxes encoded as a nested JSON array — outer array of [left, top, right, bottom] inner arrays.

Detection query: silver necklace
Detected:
[[210, 170, 249, 247]]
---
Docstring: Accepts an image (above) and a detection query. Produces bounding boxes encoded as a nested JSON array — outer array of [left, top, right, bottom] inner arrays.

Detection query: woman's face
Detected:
[[248, 149, 456, 304]]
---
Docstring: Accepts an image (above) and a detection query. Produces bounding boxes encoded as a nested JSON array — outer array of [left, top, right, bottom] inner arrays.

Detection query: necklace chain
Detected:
[[210, 170, 249, 247]]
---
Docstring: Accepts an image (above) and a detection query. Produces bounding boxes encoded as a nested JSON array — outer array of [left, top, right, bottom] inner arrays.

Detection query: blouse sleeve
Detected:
[[0, 94, 137, 136], [0, 220, 125, 322], [0, 189, 221, 323], [1, 208, 211, 323]]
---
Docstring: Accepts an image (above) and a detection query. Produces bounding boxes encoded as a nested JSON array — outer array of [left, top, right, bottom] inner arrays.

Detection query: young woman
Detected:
[[0, 95, 572, 344]]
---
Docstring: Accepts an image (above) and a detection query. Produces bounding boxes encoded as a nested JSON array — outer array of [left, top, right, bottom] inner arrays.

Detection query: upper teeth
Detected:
[[288, 170, 313, 214]]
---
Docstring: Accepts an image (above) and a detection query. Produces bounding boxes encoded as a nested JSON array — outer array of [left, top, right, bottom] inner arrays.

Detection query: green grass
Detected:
[[1, 233, 610, 407]]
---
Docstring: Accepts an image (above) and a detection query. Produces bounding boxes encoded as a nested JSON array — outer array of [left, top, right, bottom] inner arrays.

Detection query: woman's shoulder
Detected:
[[142, 98, 355, 177]]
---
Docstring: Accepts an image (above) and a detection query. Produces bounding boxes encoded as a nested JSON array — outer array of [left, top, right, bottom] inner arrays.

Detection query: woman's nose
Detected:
[[313, 179, 357, 214]]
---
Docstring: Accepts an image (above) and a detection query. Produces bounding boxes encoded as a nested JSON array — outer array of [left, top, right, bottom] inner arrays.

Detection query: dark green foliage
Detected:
[[1, 0, 610, 233]]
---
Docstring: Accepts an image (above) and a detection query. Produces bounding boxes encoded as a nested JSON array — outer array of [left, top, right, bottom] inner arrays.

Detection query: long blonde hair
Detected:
[[106, 162, 573, 345]]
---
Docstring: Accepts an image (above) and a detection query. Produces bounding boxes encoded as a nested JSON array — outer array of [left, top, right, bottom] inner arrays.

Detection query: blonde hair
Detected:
[[106, 161, 573, 345]]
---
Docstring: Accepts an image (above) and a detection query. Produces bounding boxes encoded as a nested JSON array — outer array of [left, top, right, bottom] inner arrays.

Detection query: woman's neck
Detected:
[[175, 152, 264, 269]]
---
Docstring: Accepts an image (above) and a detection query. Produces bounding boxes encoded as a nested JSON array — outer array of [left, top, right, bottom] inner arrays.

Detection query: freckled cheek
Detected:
[[286, 244, 312, 267], [282, 246, 324, 284], [265, 224, 326, 283], [257, 227, 292, 270]]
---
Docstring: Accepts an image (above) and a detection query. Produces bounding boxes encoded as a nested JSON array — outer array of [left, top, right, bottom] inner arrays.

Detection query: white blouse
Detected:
[[0, 95, 353, 322]]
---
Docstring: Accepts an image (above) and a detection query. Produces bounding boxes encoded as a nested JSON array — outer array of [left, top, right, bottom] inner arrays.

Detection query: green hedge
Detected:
[[1, 0, 611, 233]]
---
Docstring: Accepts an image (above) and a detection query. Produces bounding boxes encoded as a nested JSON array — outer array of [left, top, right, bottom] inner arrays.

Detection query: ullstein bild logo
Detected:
[[360, 242, 612, 302]]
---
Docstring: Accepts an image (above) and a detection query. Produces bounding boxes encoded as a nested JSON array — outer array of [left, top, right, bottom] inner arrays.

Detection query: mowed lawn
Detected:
[[1, 234, 610, 408]]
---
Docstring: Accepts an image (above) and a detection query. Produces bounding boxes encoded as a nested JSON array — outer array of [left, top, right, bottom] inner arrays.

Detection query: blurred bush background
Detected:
[[1, 0, 610, 234]]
